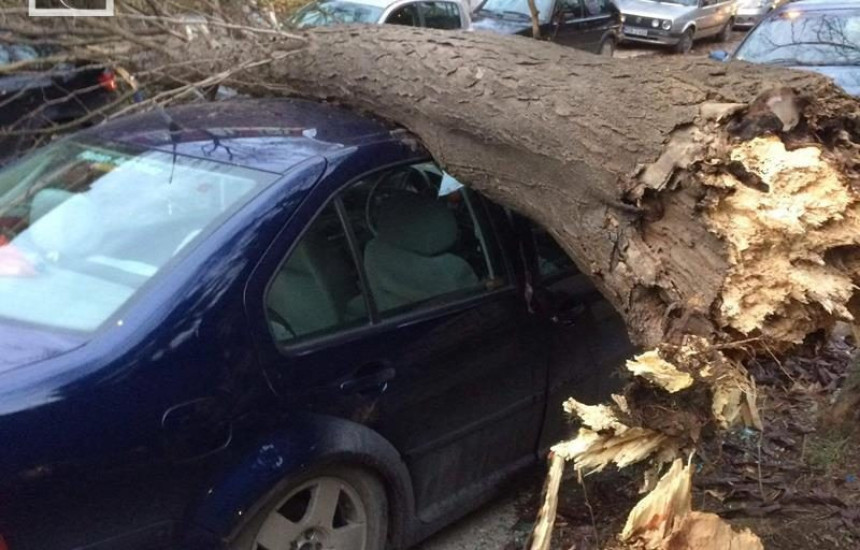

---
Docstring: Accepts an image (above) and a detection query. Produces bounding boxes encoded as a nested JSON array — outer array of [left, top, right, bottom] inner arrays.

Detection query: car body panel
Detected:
[[616, 0, 737, 46], [0, 98, 634, 550], [734, 0, 787, 28], [472, 0, 621, 54]]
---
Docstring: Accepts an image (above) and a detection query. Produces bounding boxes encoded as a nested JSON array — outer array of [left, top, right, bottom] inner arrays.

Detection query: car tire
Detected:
[[717, 18, 734, 42], [674, 28, 694, 54], [599, 37, 615, 57], [229, 466, 388, 550]]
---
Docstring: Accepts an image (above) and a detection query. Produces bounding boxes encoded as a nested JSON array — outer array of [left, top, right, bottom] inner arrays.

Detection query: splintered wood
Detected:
[[704, 137, 860, 344], [530, 341, 763, 550], [621, 459, 762, 550]]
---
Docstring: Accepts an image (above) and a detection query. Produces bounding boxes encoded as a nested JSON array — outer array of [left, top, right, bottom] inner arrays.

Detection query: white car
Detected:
[[288, 0, 473, 30]]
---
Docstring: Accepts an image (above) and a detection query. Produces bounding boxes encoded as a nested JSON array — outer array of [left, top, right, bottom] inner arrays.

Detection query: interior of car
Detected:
[[266, 162, 503, 342]]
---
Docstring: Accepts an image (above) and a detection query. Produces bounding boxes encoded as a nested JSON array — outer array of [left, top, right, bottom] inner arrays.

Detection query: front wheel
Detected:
[[674, 28, 694, 54], [231, 467, 388, 550], [599, 37, 615, 57]]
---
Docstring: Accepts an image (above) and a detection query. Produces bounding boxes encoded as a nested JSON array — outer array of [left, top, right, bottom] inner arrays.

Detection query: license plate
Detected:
[[624, 26, 648, 37]]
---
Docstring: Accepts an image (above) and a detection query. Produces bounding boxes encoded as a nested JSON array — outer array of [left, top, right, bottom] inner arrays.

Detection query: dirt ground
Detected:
[[420, 335, 860, 550]]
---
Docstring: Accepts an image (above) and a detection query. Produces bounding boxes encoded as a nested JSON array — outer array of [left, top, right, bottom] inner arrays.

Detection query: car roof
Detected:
[[83, 98, 401, 174], [776, 0, 860, 11]]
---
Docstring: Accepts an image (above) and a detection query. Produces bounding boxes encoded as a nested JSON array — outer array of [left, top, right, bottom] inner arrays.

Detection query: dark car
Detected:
[[710, 0, 860, 96], [0, 42, 120, 164], [472, 0, 621, 55], [0, 99, 632, 550]]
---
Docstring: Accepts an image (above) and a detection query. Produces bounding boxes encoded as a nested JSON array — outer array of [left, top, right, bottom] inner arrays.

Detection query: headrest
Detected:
[[376, 193, 457, 256]]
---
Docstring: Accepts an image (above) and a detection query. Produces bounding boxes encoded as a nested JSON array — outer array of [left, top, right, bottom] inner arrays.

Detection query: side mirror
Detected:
[[709, 50, 730, 62]]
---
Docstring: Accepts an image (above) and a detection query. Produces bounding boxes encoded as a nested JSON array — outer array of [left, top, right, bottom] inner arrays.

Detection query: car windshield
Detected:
[[0, 139, 278, 332], [735, 9, 860, 66], [288, 0, 384, 27], [478, 0, 553, 21]]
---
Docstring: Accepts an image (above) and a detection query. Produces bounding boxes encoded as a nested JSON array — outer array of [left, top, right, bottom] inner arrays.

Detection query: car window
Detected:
[[421, 1, 462, 29], [558, 0, 585, 19], [583, 0, 609, 16], [478, 0, 554, 23], [288, 0, 384, 27], [340, 162, 506, 317], [530, 222, 576, 279], [386, 3, 420, 26], [265, 203, 370, 343], [0, 44, 40, 66], [0, 139, 277, 332]]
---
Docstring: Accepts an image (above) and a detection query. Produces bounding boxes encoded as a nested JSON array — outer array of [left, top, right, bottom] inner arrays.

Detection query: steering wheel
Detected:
[[364, 166, 434, 237]]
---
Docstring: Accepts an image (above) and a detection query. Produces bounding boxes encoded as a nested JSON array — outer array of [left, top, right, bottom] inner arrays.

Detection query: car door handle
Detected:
[[340, 365, 396, 395]]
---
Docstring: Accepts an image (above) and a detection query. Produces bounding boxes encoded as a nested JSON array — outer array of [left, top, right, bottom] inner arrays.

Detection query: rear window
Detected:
[[0, 139, 278, 332]]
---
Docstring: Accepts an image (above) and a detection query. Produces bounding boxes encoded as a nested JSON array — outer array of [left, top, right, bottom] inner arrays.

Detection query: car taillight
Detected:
[[0, 534, 9, 550], [98, 70, 118, 93]]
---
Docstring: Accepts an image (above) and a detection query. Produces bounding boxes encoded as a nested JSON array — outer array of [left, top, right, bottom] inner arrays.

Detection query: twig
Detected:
[[579, 471, 601, 547]]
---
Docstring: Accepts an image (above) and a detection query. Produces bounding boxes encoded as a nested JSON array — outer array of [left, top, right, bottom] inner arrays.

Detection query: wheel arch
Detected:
[[185, 413, 416, 549]]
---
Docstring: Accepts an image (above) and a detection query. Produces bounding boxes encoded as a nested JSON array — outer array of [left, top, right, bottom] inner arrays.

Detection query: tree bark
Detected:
[[161, 26, 860, 349]]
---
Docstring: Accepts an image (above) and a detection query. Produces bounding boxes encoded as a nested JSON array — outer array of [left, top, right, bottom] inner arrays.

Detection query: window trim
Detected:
[[263, 159, 518, 353]]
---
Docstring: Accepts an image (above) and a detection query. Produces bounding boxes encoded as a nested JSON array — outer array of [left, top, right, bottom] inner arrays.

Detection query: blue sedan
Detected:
[[0, 99, 632, 550]]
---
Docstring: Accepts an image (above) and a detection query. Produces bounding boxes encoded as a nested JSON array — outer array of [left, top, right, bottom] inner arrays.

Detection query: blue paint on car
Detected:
[[0, 98, 633, 550]]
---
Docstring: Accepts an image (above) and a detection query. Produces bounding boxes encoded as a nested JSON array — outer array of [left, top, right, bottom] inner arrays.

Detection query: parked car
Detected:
[[287, 0, 472, 29], [733, 0, 787, 28], [0, 98, 633, 550], [710, 0, 859, 96], [615, 0, 738, 53], [0, 42, 120, 165], [471, 0, 621, 55]]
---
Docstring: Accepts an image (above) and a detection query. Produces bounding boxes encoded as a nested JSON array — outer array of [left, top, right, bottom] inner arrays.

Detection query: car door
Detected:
[[551, 0, 592, 50], [250, 161, 546, 522], [697, 0, 721, 36], [513, 217, 635, 449]]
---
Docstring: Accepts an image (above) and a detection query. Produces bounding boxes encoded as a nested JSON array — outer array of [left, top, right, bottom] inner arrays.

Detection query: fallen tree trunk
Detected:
[[5, 10, 860, 548], [150, 25, 860, 350]]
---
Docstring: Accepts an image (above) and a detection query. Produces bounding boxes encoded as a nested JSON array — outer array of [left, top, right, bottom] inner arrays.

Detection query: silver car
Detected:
[[734, 0, 787, 28], [616, 0, 738, 53]]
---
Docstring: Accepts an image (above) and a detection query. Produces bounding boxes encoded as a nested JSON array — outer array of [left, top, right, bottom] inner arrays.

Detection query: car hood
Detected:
[[615, 0, 692, 19], [799, 65, 860, 97], [0, 321, 85, 376], [471, 14, 531, 35]]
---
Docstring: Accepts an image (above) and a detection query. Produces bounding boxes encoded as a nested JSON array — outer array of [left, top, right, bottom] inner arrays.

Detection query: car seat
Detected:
[[363, 193, 478, 313], [268, 231, 359, 338]]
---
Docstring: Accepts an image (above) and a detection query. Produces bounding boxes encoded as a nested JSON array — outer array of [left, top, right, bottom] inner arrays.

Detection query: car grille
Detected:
[[625, 15, 659, 28]]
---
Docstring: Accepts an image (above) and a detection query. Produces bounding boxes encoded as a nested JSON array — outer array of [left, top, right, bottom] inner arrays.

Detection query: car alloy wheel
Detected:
[[675, 29, 693, 54], [253, 476, 368, 550], [599, 38, 615, 57]]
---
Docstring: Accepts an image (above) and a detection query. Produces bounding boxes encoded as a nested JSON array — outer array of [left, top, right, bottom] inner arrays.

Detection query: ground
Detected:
[[420, 334, 860, 550]]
